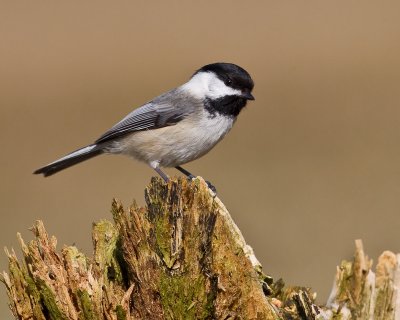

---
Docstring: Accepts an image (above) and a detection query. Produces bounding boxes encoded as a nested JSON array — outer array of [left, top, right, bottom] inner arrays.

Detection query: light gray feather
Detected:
[[95, 88, 201, 144]]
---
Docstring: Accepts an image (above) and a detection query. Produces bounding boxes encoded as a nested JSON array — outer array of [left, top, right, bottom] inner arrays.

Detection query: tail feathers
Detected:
[[34, 144, 104, 177]]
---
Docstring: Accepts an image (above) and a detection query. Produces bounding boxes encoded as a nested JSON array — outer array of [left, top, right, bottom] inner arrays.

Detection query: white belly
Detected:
[[111, 112, 235, 167]]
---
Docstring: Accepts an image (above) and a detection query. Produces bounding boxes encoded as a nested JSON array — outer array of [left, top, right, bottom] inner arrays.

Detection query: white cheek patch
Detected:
[[207, 76, 242, 99], [182, 71, 241, 100]]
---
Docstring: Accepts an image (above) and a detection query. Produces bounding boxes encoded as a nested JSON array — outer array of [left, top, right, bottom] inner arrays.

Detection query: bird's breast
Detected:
[[114, 112, 236, 167]]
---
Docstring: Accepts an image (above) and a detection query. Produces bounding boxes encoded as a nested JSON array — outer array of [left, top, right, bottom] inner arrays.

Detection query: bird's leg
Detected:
[[175, 166, 217, 193], [154, 167, 170, 182], [175, 166, 195, 179]]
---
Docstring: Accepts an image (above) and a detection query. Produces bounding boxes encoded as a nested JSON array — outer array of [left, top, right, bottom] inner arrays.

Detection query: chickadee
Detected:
[[34, 63, 255, 188]]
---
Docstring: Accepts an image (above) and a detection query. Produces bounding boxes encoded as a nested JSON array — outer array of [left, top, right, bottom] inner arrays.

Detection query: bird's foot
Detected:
[[206, 181, 217, 193], [184, 175, 217, 193]]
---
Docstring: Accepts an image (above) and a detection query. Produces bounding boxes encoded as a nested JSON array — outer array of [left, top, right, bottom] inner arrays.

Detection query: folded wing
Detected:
[[95, 89, 196, 144]]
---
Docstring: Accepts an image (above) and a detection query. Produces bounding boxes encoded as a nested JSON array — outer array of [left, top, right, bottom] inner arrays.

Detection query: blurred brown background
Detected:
[[1, 1, 400, 317]]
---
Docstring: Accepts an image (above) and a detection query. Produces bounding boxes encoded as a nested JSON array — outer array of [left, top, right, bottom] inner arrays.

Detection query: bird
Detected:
[[34, 62, 255, 190]]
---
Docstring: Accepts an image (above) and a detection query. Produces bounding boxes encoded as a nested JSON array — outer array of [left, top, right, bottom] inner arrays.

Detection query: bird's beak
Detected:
[[240, 90, 255, 100]]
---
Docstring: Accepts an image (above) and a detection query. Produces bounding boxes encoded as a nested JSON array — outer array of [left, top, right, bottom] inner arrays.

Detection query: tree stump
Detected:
[[1, 177, 400, 319]]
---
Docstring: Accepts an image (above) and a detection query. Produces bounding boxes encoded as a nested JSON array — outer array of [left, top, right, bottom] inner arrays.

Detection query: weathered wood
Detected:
[[0, 178, 283, 319], [1, 177, 399, 319], [324, 240, 400, 319]]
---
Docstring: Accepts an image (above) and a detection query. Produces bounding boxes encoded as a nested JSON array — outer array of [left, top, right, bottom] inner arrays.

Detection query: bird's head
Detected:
[[183, 62, 255, 117]]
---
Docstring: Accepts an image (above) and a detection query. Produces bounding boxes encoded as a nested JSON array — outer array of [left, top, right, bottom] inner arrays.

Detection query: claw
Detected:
[[206, 181, 217, 193], [175, 166, 217, 193]]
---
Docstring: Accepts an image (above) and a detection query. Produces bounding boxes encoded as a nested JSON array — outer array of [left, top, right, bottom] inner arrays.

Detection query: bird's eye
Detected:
[[225, 78, 233, 86]]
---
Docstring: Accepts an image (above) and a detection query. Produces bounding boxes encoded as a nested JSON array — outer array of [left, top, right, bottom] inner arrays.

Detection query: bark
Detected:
[[1, 177, 399, 319]]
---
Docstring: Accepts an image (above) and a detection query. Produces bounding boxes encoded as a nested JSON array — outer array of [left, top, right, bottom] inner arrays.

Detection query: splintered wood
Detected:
[[1, 177, 399, 319], [325, 240, 400, 319]]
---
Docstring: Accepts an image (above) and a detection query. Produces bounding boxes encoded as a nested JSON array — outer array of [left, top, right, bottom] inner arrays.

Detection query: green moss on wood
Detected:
[[77, 289, 96, 320], [115, 305, 127, 320], [36, 279, 68, 320], [6, 257, 44, 319], [93, 219, 124, 284], [336, 260, 353, 303], [159, 272, 211, 320], [25, 273, 46, 319], [154, 214, 175, 268]]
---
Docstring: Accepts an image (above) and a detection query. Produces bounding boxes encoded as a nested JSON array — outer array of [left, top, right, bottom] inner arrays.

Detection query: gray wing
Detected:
[[95, 89, 197, 144]]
